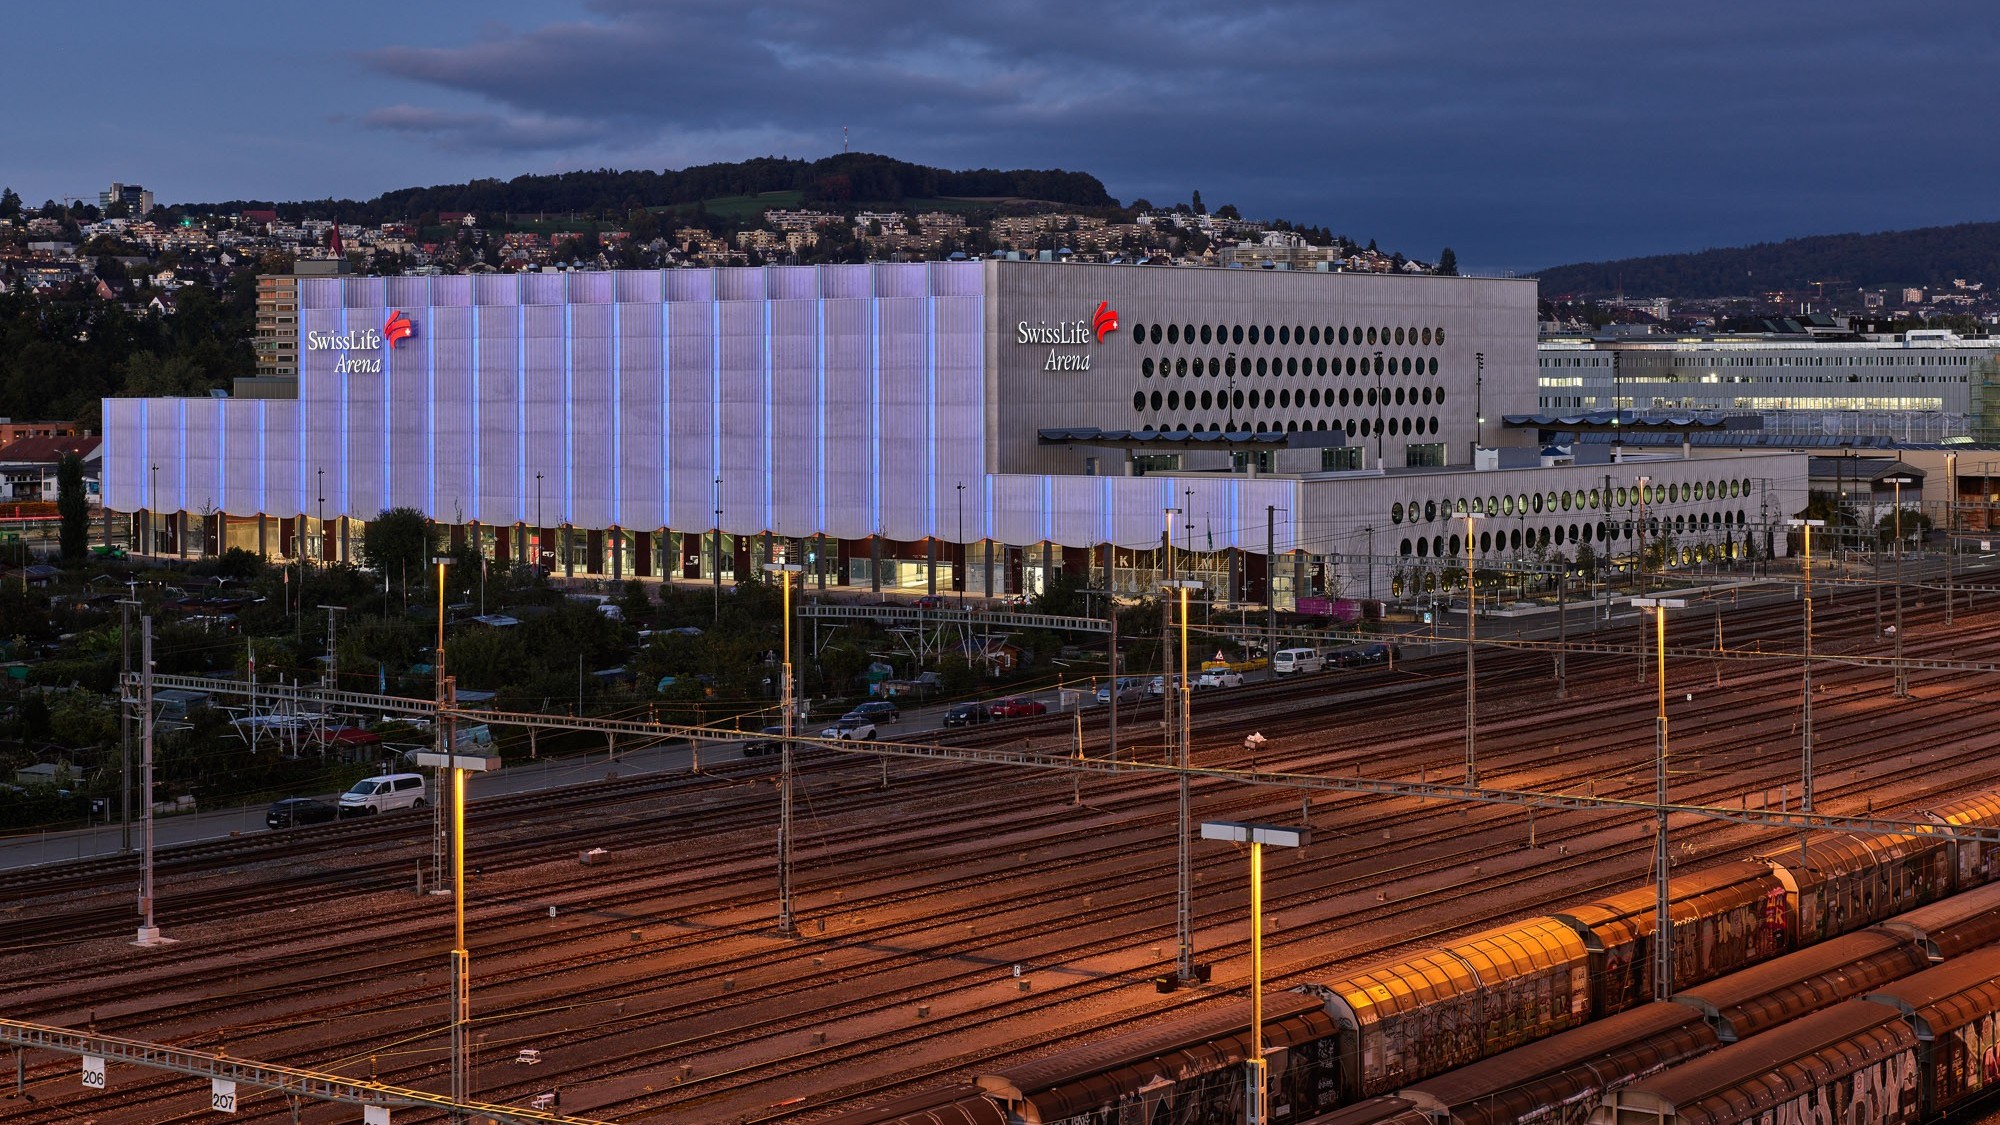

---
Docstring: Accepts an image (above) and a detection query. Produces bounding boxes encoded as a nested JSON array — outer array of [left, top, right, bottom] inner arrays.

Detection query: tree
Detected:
[[360, 507, 437, 594], [1215, 203, 1241, 220], [1191, 190, 1206, 215], [1437, 247, 1459, 276], [0, 187, 20, 220], [56, 453, 87, 563]]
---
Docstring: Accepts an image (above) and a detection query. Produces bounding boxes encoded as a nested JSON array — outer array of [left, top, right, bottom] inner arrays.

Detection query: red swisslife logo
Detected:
[[1092, 301, 1119, 342], [384, 310, 413, 347]]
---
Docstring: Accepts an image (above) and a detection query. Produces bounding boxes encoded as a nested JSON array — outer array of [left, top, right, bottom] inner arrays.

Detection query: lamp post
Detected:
[[1945, 452, 1958, 625], [1787, 519, 1824, 810], [534, 472, 544, 574], [1473, 351, 1484, 465], [1164, 575, 1204, 983], [764, 562, 803, 934], [1200, 820, 1310, 1125], [1373, 350, 1385, 467], [1635, 475, 1651, 597], [148, 462, 158, 555], [956, 482, 967, 607], [1462, 511, 1479, 788], [1632, 596, 1686, 1000], [1883, 474, 1916, 698], [413, 745, 499, 1119], [315, 467, 325, 566], [712, 477, 724, 625]]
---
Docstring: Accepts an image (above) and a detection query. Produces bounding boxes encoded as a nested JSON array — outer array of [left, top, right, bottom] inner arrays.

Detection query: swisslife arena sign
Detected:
[[305, 310, 415, 374], [1017, 301, 1118, 371]]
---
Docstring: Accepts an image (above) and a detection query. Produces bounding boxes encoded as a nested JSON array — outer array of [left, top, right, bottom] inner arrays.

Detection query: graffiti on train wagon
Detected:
[[1758, 1050, 1917, 1125], [1954, 1007, 2000, 1094]]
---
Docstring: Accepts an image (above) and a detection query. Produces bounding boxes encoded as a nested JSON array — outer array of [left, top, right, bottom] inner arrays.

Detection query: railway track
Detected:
[[4, 579, 1998, 1123]]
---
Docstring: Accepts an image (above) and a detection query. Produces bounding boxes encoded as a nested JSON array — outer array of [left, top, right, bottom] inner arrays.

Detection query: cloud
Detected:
[[348, 0, 2000, 266], [360, 104, 611, 152]]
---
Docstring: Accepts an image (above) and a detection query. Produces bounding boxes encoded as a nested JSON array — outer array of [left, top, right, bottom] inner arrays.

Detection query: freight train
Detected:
[[827, 791, 2000, 1125]]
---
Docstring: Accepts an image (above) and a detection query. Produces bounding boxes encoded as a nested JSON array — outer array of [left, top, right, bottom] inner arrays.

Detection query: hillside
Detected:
[[1537, 219, 2000, 299], [182, 153, 1118, 226]]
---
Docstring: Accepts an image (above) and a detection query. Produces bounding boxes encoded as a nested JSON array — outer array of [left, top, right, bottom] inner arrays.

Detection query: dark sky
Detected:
[[11, 1, 1998, 272]]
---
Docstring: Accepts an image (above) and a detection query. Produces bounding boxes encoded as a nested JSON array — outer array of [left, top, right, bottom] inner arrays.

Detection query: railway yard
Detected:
[[8, 572, 2000, 1125]]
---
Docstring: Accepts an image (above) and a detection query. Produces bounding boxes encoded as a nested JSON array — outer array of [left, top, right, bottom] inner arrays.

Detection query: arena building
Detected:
[[101, 262, 1803, 604]]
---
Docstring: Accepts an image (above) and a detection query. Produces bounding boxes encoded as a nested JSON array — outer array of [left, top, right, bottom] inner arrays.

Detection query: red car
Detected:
[[988, 696, 1047, 719]]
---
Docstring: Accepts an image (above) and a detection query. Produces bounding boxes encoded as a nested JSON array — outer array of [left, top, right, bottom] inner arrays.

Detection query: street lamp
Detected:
[[534, 472, 544, 574], [1373, 350, 1385, 467], [1635, 475, 1651, 596], [713, 477, 724, 624], [1200, 820, 1309, 1125], [956, 482, 967, 607], [413, 745, 499, 1116], [1786, 519, 1824, 810], [1884, 474, 1917, 698], [1631, 596, 1686, 1000], [1164, 575, 1204, 983], [1945, 451, 1959, 625], [1473, 351, 1485, 465], [148, 463, 158, 555], [1462, 512, 1478, 787], [316, 466, 325, 566], [763, 561, 803, 934]]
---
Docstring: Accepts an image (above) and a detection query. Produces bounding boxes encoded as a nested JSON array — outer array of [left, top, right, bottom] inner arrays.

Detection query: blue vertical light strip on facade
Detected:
[[612, 302, 623, 526], [426, 302, 437, 514], [711, 302, 722, 527], [139, 401, 149, 510], [660, 300, 671, 531], [257, 401, 266, 511], [1043, 476, 1055, 543], [672, 300, 680, 532], [761, 300, 772, 532], [870, 300, 881, 531], [337, 307, 349, 517], [471, 304, 482, 523], [380, 308, 392, 512], [814, 298, 826, 532], [216, 402, 225, 513], [925, 295, 937, 538], [563, 301, 574, 523], [524, 300, 532, 524], [176, 400, 186, 511]]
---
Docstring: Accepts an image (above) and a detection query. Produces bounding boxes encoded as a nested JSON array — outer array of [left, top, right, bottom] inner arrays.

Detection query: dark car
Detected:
[[942, 702, 993, 727], [742, 725, 786, 756], [848, 700, 900, 724], [989, 696, 1048, 719], [265, 797, 339, 830]]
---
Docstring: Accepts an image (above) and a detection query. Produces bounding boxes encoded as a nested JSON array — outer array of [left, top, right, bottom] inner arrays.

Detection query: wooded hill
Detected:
[[1537, 219, 2000, 298], [182, 154, 1118, 226]]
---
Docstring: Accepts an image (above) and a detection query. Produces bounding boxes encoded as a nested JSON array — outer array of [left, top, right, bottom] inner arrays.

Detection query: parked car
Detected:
[[989, 696, 1048, 719], [913, 595, 946, 609], [1095, 678, 1146, 705], [338, 773, 428, 816], [820, 717, 878, 741], [1272, 648, 1326, 675], [942, 702, 993, 727], [1144, 675, 1188, 698], [1330, 643, 1399, 668], [1196, 670, 1245, 689], [265, 797, 339, 830], [848, 700, 900, 724], [742, 725, 786, 756]]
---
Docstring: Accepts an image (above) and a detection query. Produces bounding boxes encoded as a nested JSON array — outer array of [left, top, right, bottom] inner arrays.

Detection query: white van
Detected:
[[339, 772, 428, 816], [1272, 648, 1325, 675]]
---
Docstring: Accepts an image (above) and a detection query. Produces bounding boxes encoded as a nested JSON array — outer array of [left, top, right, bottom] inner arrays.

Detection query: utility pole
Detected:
[[1472, 351, 1485, 466], [1886, 474, 1916, 698], [1463, 512, 1478, 787], [119, 591, 137, 852], [1265, 506, 1283, 665], [135, 616, 163, 946], [767, 562, 802, 934], [1789, 520, 1822, 810], [319, 605, 345, 691]]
